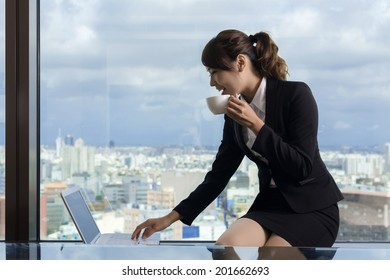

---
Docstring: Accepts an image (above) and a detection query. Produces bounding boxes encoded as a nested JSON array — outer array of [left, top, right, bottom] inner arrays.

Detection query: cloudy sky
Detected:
[[37, 0, 390, 148]]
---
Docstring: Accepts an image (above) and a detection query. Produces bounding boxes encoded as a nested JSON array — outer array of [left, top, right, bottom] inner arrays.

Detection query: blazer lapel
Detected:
[[264, 78, 279, 129], [233, 120, 258, 162], [233, 120, 271, 190]]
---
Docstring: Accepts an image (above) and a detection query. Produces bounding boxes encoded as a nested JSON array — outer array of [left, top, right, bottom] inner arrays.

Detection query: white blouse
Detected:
[[242, 77, 266, 159], [241, 77, 277, 187]]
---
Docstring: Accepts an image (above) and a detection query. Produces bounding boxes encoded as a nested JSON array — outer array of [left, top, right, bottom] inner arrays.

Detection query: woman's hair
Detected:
[[201, 29, 288, 80]]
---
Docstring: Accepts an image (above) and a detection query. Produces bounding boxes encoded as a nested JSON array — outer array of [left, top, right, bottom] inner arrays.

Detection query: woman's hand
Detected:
[[131, 210, 181, 240], [226, 94, 264, 134]]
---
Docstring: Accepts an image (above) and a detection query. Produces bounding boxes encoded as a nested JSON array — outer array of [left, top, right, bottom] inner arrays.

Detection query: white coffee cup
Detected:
[[206, 95, 230, 115]]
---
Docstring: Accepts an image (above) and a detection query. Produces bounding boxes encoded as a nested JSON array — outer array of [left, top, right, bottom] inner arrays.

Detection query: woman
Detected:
[[132, 29, 343, 247]]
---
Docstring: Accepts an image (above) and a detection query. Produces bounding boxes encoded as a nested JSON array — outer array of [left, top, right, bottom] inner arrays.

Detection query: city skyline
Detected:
[[35, 134, 390, 242], [3, 128, 390, 241], [42, 132, 390, 152]]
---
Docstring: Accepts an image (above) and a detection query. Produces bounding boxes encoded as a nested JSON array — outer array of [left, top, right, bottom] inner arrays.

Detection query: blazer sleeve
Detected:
[[252, 82, 319, 182], [173, 116, 245, 225]]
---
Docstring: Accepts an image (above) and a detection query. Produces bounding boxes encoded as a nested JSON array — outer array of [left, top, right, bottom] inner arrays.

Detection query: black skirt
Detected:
[[241, 187, 340, 247]]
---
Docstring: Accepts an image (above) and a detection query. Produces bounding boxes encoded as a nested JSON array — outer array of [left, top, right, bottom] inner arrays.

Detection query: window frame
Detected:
[[2, 0, 389, 244], [5, 0, 39, 242]]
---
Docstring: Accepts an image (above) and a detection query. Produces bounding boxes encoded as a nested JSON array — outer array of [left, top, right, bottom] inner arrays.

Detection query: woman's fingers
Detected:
[[142, 226, 156, 240], [227, 95, 243, 113], [131, 212, 179, 241], [227, 97, 248, 119], [227, 97, 263, 132], [132, 218, 164, 240], [131, 220, 150, 240]]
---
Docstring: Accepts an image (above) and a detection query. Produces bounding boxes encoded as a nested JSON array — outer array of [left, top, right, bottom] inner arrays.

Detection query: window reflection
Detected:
[[40, 0, 390, 242]]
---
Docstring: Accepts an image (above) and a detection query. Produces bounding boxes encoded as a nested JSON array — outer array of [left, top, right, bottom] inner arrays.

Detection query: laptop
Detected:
[[60, 186, 160, 245]]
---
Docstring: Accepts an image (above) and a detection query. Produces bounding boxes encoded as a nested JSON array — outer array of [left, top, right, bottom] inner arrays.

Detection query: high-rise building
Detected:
[[343, 153, 384, 177], [61, 138, 95, 179], [161, 170, 206, 206], [122, 175, 151, 205], [103, 183, 125, 209], [42, 182, 68, 237], [64, 134, 74, 146], [147, 188, 175, 208], [384, 143, 390, 172], [55, 134, 62, 157]]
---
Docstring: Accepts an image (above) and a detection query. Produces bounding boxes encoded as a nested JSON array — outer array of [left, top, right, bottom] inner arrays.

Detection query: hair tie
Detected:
[[248, 35, 257, 45]]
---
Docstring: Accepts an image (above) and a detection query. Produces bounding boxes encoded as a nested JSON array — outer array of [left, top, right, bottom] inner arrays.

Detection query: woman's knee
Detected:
[[215, 218, 270, 246], [264, 233, 292, 247], [215, 232, 239, 246]]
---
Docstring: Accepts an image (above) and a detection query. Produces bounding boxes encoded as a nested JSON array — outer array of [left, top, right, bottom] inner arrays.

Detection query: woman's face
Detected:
[[207, 67, 242, 96]]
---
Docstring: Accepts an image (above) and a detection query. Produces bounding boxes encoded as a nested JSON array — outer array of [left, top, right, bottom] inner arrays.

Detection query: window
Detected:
[[40, 0, 390, 242], [0, 0, 5, 241]]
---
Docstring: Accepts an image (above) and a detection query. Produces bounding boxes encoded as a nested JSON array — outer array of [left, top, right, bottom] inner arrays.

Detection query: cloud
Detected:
[[38, 0, 390, 147], [334, 121, 352, 130], [107, 66, 193, 89], [368, 124, 380, 131]]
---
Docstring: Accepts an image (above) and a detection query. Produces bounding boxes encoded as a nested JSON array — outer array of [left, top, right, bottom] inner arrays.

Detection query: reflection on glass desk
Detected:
[[2, 242, 390, 260]]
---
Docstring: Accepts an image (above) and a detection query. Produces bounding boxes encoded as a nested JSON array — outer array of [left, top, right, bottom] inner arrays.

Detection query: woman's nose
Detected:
[[209, 76, 215, 87]]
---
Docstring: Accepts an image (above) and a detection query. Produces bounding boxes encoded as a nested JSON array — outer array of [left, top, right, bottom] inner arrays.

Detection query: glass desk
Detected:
[[2, 242, 390, 260]]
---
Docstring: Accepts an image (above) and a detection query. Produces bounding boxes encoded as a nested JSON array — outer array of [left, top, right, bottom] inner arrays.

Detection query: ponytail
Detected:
[[249, 32, 288, 80], [202, 30, 288, 81]]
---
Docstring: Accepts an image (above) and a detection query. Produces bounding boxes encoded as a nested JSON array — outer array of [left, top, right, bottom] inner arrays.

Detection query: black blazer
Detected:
[[174, 78, 344, 225]]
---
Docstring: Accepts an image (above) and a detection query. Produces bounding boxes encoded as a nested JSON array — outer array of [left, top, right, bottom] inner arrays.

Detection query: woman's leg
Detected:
[[264, 233, 291, 246], [259, 234, 306, 259], [215, 218, 270, 246]]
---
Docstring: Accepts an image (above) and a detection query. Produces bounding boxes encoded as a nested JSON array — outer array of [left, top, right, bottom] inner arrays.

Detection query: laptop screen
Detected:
[[62, 188, 100, 243]]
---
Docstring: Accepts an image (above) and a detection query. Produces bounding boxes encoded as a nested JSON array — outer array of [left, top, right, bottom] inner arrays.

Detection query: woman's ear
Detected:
[[236, 54, 247, 72]]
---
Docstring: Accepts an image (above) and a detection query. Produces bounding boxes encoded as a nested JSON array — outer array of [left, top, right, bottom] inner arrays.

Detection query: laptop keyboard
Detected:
[[96, 233, 159, 245]]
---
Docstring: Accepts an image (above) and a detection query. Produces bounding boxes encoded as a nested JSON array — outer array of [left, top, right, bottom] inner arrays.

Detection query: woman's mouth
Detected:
[[219, 88, 227, 95]]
